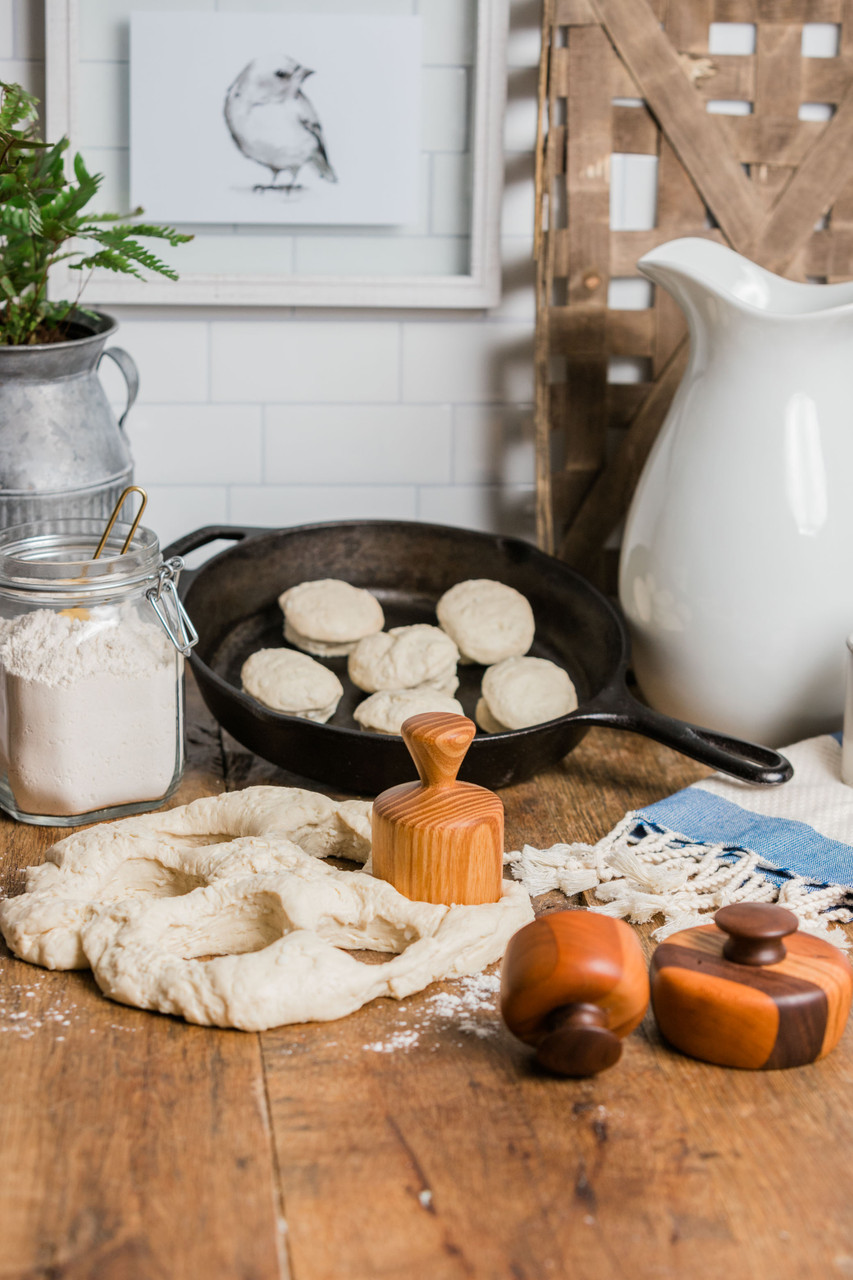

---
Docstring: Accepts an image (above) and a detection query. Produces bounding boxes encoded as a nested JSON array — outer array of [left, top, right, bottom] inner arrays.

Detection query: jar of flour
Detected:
[[0, 520, 196, 825]]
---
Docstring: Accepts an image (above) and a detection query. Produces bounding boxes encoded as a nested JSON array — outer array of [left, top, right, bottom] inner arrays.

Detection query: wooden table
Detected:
[[1, 679, 851, 1280]]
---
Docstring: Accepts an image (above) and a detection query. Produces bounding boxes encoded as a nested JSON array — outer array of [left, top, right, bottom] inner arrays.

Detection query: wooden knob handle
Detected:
[[715, 903, 798, 967], [535, 1004, 623, 1077], [500, 912, 649, 1078], [401, 712, 476, 788]]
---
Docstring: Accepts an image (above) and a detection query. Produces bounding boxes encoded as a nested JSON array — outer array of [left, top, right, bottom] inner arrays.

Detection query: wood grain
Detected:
[[651, 921, 853, 1069], [501, 912, 649, 1075], [0, 679, 283, 1280], [2, 679, 853, 1277], [372, 714, 504, 905], [536, 0, 853, 588]]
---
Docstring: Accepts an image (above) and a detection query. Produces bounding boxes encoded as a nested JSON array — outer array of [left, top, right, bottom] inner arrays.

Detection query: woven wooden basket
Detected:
[[535, 0, 853, 591]]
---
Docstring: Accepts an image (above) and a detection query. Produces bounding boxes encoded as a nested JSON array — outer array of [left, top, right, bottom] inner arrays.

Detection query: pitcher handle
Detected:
[[99, 347, 139, 431]]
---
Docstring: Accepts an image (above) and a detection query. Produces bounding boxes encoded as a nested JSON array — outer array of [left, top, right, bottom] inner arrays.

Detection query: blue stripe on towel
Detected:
[[636, 790, 853, 890]]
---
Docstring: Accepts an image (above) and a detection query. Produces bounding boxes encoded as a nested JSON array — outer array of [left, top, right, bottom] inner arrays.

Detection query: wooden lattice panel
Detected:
[[535, 0, 853, 591]]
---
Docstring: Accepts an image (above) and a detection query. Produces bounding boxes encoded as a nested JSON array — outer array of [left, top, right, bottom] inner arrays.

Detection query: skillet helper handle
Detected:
[[573, 688, 793, 786], [162, 524, 270, 562]]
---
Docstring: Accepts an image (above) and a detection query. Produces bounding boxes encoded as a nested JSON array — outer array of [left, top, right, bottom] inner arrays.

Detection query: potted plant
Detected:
[[0, 81, 192, 526]]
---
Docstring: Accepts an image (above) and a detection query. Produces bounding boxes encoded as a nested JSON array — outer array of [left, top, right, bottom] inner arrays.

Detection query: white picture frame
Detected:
[[45, 0, 509, 309]]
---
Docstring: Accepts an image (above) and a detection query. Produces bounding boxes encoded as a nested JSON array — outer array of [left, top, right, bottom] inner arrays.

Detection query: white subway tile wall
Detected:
[[264, 406, 453, 485], [5, 2, 565, 548], [210, 322, 401, 403], [0, 2, 14, 57], [229, 485, 418, 527]]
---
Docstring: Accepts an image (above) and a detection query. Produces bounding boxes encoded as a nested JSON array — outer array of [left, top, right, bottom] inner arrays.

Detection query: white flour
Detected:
[[0, 604, 180, 816], [361, 971, 503, 1053]]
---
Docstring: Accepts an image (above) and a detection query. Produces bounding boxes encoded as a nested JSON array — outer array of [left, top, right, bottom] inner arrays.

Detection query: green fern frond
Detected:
[[0, 83, 38, 132], [0, 79, 191, 343], [70, 248, 146, 279]]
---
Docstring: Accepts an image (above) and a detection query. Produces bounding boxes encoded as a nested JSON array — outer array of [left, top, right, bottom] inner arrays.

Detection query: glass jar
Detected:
[[0, 519, 197, 826]]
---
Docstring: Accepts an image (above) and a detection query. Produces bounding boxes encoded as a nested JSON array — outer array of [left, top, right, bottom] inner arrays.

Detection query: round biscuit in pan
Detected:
[[283, 619, 358, 658], [241, 648, 344, 723], [279, 579, 384, 655], [475, 696, 508, 734], [436, 579, 535, 665], [348, 624, 459, 694], [354, 688, 464, 735], [480, 656, 577, 731]]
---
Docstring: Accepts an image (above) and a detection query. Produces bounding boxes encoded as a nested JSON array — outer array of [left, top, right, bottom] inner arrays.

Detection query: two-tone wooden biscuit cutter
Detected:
[[650, 902, 853, 1070]]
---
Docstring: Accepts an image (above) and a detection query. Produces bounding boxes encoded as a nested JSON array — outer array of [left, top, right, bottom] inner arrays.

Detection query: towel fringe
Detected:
[[504, 816, 853, 950]]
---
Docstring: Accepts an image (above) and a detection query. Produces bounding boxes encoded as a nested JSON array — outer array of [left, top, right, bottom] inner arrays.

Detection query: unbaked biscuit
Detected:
[[354, 688, 464, 735], [279, 579, 384, 657], [436, 580, 535, 665], [241, 648, 343, 723], [348, 624, 459, 694], [474, 697, 507, 735], [479, 656, 577, 731]]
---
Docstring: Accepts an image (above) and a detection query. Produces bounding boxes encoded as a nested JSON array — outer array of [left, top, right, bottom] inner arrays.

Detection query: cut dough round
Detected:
[[0, 786, 534, 1030], [348, 624, 459, 694], [283, 620, 354, 658], [354, 688, 464, 735], [436, 580, 535, 665], [475, 696, 507, 735], [241, 648, 343, 723], [480, 656, 578, 731], [279, 579, 384, 656]]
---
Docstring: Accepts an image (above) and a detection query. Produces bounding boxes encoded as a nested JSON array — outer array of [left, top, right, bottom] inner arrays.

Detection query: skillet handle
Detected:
[[162, 524, 269, 562], [572, 686, 793, 786]]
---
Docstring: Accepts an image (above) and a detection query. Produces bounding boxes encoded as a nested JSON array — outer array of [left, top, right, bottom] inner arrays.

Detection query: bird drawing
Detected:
[[223, 56, 337, 193]]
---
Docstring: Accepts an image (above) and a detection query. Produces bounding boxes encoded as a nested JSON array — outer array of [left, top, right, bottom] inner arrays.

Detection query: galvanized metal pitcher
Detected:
[[0, 310, 138, 528]]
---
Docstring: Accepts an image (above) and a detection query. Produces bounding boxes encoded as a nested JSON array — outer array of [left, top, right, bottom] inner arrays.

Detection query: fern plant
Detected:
[[0, 82, 191, 345]]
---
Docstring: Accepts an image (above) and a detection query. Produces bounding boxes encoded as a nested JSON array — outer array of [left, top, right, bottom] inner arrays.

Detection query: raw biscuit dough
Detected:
[[475, 697, 507, 735], [354, 688, 464, 735], [0, 786, 533, 1029], [437, 580, 535, 665], [241, 648, 343, 722], [279, 579, 384, 656], [348, 624, 459, 695], [479, 656, 578, 731]]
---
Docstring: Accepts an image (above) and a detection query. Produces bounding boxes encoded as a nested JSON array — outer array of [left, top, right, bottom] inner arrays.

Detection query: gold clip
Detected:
[[93, 486, 148, 560]]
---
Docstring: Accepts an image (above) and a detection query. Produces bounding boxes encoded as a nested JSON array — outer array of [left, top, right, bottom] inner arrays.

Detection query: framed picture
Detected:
[[45, 0, 508, 309]]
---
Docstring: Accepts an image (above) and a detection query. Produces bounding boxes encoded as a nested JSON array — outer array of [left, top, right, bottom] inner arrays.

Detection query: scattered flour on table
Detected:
[[0, 973, 76, 1039], [363, 1029, 422, 1053], [0, 973, 142, 1039], [362, 971, 502, 1053]]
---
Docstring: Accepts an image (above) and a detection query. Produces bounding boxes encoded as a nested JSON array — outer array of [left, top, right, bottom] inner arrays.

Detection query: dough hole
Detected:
[[315, 915, 416, 953], [160, 893, 288, 960], [103, 859, 205, 900], [336, 948, 399, 966]]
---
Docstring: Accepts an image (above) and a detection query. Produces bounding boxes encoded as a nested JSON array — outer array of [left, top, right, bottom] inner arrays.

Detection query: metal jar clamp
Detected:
[[146, 558, 198, 657]]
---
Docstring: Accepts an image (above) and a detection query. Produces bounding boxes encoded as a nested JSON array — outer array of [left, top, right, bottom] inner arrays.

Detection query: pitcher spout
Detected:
[[638, 237, 853, 321]]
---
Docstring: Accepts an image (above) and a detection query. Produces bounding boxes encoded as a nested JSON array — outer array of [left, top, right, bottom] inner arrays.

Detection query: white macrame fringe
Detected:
[[504, 813, 853, 949]]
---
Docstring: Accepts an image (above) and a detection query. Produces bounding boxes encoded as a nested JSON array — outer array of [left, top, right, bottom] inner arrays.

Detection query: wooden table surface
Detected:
[[1, 678, 851, 1280]]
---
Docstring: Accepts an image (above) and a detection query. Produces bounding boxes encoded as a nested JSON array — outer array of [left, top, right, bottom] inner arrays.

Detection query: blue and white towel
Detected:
[[505, 733, 853, 948]]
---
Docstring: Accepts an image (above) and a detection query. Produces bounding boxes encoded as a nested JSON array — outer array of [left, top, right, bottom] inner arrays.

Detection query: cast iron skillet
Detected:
[[165, 521, 793, 794]]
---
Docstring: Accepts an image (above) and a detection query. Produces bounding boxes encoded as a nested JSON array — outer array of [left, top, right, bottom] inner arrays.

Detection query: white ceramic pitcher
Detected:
[[619, 237, 853, 747]]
